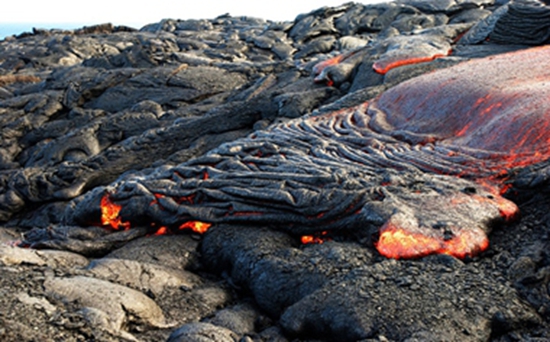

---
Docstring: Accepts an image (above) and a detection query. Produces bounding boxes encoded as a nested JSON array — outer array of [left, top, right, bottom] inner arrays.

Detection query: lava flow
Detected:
[[100, 194, 130, 230], [376, 225, 490, 259], [88, 46, 550, 261], [179, 221, 212, 234], [317, 46, 549, 259], [372, 51, 450, 75], [152, 221, 212, 235], [372, 45, 550, 175], [100, 193, 211, 234]]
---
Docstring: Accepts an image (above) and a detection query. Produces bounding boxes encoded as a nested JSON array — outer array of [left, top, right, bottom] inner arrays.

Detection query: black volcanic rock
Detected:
[[1, 0, 550, 341], [280, 258, 540, 341]]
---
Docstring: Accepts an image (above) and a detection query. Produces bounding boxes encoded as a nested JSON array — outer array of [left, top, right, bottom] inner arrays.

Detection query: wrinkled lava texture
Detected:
[[70, 45, 550, 259]]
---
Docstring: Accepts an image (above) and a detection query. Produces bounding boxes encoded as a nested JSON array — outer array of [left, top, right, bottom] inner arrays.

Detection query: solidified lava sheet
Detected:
[[71, 45, 550, 259]]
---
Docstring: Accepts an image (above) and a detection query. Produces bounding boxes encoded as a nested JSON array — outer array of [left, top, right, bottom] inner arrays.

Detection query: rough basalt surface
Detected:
[[1, 0, 550, 341]]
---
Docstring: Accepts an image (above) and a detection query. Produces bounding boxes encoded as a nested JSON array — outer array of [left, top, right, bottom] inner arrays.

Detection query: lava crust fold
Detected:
[[68, 45, 550, 259]]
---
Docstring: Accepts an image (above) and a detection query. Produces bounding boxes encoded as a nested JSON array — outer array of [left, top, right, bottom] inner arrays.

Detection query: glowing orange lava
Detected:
[[376, 225, 489, 259], [373, 52, 450, 75], [154, 226, 169, 235], [179, 221, 212, 234], [301, 231, 329, 245], [100, 194, 130, 230]]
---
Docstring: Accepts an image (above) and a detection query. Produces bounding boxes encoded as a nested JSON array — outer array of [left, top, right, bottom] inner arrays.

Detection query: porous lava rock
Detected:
[[1, 0, 550, 341]]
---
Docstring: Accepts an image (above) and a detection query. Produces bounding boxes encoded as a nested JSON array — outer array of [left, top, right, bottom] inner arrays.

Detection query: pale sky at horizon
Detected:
[[1, 1, 386, 28]]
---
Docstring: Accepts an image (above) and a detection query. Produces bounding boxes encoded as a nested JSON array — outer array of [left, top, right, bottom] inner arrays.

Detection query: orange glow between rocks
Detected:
[[179, 221, 212, 234], [177, 194, 196, 204], [376, 225, 489, 259], [301, 231, 329, 245], [312, 54, 345, 76], [100, 194, 130, 230], [373, 52, 450, 75], [100, 193, 212, 235], [154, 226, 169, 235], [150, 193, 165, 206]]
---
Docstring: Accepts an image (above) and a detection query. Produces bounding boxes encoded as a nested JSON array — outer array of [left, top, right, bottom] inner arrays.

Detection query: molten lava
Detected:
[[376, 225, 489, 259], [100, 194, 130, 230], [471, 183, 519, 221], [100, 192, 212, 235], [372, 45, 550, 175], [154, 226, 169, 235], [301, 231, 329, 245], [313, 46, 451, 85], [372, 52, 450, 75], [179, 221, 212, 234]]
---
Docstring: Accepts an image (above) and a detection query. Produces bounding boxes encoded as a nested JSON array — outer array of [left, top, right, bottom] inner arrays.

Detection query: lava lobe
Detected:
[[80, 45, 550, 259]]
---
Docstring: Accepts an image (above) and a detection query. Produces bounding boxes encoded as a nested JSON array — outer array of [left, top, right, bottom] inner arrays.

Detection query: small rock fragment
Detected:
[[0, 245, 46, 266], [167, 322, 239, 342]]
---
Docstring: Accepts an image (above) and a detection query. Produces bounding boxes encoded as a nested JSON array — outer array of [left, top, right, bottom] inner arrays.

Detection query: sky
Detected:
[[1, 0, 384, 38]]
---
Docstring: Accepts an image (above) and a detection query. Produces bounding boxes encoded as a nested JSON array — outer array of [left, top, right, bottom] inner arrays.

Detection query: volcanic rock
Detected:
[[104, 234, 200, 270], [0, 245, 48, 266], [206, 302, 260, 336], [167, 322, 239, 342], [1, 0, 550, 341], [86, 258, 202, 296], [44, 275, 170, 340], [280, 258, 540, 341]]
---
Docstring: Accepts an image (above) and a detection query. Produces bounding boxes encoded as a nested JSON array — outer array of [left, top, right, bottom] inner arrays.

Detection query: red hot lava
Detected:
[[100, 194, 130, 230], [370, 45, 550, 174], [372, 51, 450, 75], [376, 225, 490, 260], [99, 193, 211, 234], [179, 221, 211, 234], [301, 231, 330, 245]]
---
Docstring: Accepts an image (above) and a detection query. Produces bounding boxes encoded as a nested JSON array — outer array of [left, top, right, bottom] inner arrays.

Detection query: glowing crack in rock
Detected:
[[301, 231, 330, 245], [179, 221, 212, 234], [100, 194, 130, 230], [313, 35, 452, 85], [81, 46, 550, 260], [100, 192, 211, 234], [372, 51, 451, 75]]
